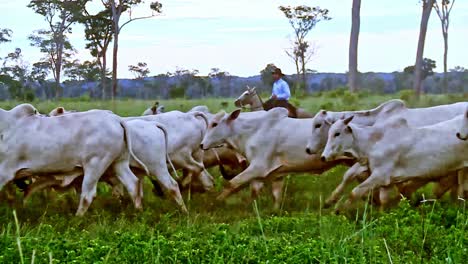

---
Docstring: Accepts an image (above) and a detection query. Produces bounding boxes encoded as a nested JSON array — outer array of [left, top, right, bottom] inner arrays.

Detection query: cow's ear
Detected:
[[228, 109, 241, 122], [345, 126, 353, 134], [343, 115, 354, 125], [57, 107, 64, 114], [251, 86, 256, 93], [321, 110, 327, 115]]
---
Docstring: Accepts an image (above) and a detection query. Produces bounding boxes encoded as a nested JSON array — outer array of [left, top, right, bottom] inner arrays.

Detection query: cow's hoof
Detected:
[[323, 201, 334, 209]]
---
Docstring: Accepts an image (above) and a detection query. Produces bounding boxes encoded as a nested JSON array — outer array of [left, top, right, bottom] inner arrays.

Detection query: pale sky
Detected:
[[1, 0, 468, 78]]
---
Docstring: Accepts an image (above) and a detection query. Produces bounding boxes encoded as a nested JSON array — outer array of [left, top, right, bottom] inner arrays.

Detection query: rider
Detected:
[[270, 68, 291, 102], [263, 67, 297, 117]]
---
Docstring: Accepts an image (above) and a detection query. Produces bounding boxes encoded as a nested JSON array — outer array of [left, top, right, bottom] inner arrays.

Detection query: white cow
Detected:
[[306, 100, 468, 206], [200, 108, 354, 208], [125, 110, 214, 192], [306, 99, 405, 155], [306, 100, 467, 155], [0, 104, 147, 216], [321, 115, 468, 209], [29, 107, 188, 213], [456, 106, 468, 141]]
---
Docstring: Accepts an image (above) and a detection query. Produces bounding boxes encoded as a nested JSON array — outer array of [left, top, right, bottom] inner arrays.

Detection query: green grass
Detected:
[[0, 93, 467, 263]]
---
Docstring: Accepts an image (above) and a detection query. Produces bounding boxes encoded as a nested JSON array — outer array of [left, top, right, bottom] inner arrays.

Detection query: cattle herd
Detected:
[[0, 92, 467, 216]]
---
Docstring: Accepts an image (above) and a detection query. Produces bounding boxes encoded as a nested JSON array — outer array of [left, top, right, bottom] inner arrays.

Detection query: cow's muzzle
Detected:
[[305, 147, 314, 155], [456, 132, 467, 141], [321, 156, 327, 162]]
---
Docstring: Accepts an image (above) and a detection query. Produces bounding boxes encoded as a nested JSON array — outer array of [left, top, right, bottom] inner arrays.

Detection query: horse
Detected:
[[234, 86, 314, 118]]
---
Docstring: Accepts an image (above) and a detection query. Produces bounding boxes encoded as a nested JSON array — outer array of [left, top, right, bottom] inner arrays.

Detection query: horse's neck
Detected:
[[249, 92, 264, 111]]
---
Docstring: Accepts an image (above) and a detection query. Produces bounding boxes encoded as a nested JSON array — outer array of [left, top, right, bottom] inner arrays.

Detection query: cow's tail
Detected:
[[192, 111, 209, 128], [154, 122, 179, 179], [120, 120, 150, 176], [192, 111, 209, 139]]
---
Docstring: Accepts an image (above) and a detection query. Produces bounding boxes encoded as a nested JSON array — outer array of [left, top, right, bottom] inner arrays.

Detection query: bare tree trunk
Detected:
[[348, 0, 361, 93], [442, 31, 448, 92], [301, 53, 307, 94], [111, 31, 118, 101], [55, 38, 63, 100], [413, 0, 434, 98], [294, 59, 300, 95], [101, 53, 107, 99]]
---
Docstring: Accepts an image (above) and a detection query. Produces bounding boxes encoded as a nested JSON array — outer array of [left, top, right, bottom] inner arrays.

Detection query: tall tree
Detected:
[[413, 0, 435, 97], [79, 8, 113, 99], [279, 5, 330, 93], [348, 0, 361, 92], [404, 58, 436, 80], [29, 29, 76, 97], [28, 0, 88, 99], [128, 62, 150, 79], [102, 0, 162, 100], [433, 0, 455, 92]]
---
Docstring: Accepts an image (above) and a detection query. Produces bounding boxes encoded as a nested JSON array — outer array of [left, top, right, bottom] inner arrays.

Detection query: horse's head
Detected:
[[234, 86, 257, 108]]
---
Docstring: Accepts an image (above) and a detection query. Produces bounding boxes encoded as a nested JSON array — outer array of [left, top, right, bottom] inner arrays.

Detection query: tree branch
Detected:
[[119, 15, 158, 31]]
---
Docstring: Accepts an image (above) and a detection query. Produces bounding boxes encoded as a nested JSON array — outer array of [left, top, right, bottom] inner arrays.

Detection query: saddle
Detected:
[[263, 98, 298, 118]]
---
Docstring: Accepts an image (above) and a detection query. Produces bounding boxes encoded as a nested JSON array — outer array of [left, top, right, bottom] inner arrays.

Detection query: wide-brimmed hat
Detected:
[[271, 68, 284, 76]]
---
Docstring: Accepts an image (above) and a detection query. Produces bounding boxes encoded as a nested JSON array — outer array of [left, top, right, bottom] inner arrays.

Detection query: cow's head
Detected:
[[456, 108, 468, 141], [234, 86, 256, 108], [200, 109, 241, 150], [306, 110, 334, 155], [49, 107, 75, 116], [0, 104, 39, 132], [49, 107, 65, 116], [11, 104, 39, 119], [321, 116, 355, 162]]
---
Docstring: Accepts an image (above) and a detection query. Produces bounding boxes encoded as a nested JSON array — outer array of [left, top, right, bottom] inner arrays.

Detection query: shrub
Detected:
[[399, 89, 416, 103], [341, 90, 359, 106], [319, 101, 334, 110]]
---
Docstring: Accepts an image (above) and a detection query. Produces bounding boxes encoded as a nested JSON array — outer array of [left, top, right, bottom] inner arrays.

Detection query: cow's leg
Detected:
[[325, 163, 368, 208], [198, 170, 214, 192], [150, 166, 188, 214], [217, 164, 267, 201], [112, 160, 142, 210], [457, 169, 468, 199], [76, 157, 110, 216], [24, 178, 63, 200], [191, 150, 213, 191], [378, 186, 393, 210], [398, 179, 428, 199], [431, 174, 456, 199], [250, 181, 265, 200], [271, 178, 285, 211], [349, 171, 390, 204]]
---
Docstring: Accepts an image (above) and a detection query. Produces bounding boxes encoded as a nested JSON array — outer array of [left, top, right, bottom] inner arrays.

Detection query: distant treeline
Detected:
[[0, 70, 467, 101]]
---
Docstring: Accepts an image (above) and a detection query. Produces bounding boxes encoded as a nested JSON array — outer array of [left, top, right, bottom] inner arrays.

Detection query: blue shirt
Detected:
[[272, 78, 291, 100]]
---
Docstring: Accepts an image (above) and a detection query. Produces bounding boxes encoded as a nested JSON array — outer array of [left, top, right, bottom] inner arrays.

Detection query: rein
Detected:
[[250, 91, 264, 111]]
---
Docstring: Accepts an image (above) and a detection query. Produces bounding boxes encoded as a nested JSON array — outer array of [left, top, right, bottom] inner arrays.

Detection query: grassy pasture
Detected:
[[0, 93, 467, 263]]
